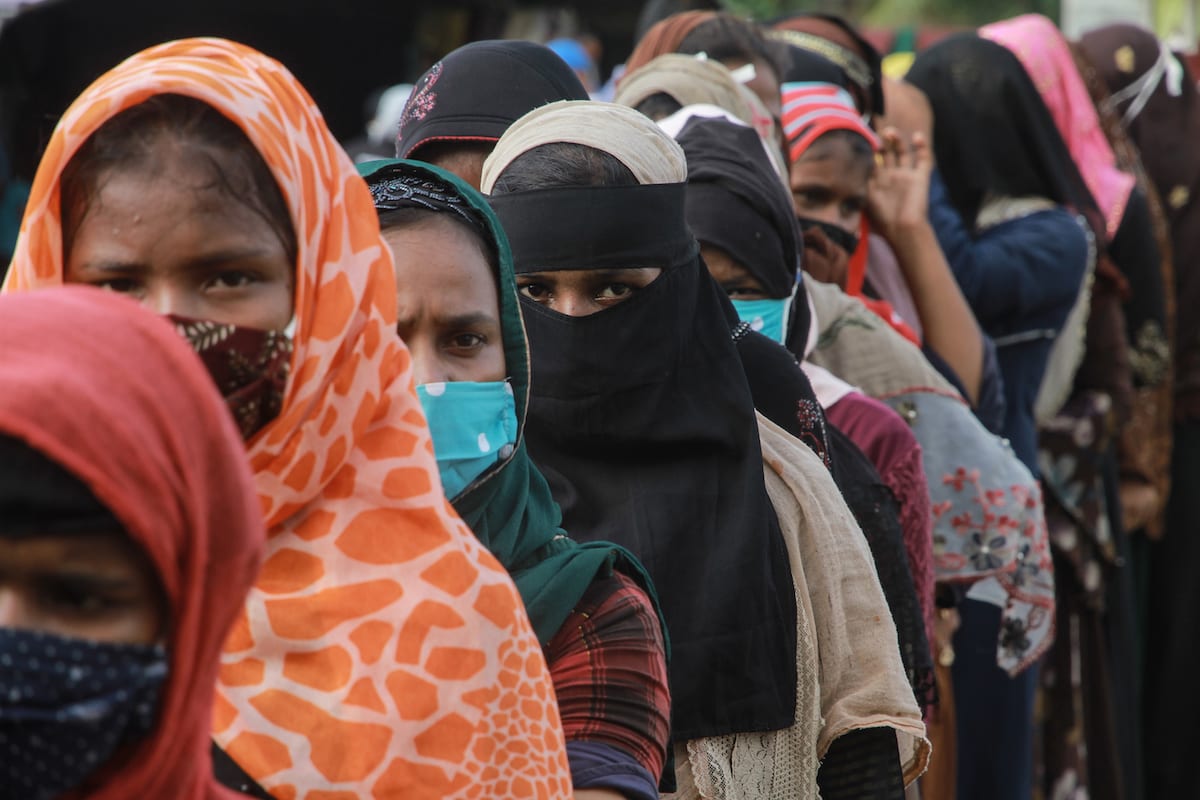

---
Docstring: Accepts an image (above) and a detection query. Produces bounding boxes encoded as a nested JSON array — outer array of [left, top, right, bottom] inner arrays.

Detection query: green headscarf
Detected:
[[358, 158, 663, 647]]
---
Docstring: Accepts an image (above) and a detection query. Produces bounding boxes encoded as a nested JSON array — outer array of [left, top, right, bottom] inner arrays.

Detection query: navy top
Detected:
[[928, 170, 1089, 473]]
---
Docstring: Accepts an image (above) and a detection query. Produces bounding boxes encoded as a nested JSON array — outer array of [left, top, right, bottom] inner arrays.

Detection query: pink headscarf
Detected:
[[982, 14, 1135, 240]]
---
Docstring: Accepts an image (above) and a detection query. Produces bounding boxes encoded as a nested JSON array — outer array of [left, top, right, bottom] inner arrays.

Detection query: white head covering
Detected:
[[615, 53, 757, 124], [658, 103, 789, 181], [480, 100, 687, 192]]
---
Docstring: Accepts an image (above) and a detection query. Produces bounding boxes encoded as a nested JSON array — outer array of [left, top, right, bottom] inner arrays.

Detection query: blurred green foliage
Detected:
[[722, 0, 1060, 25]]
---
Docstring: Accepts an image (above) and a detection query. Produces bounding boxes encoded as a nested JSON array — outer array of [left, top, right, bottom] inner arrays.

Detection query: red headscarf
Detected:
[[0, 286, 265, 800]]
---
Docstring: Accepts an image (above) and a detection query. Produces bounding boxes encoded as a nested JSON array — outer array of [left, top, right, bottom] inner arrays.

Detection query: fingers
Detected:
[[877, 127, 912, 170], [910, 131, 934, 172]]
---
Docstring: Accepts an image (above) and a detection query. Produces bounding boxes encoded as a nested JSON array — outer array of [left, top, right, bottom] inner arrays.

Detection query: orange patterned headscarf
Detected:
[[3, 38, 570, 799]]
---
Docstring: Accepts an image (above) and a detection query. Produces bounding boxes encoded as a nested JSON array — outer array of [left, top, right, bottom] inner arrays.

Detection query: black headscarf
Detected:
[[777, 42, 855, 88], [490, 175, 798, 741], [676, 116, 818, 358], [677, 117, 805, 314], [394, 40, 588, 160], [678, 115, 935, 717], [907, 34, 1099, 231]]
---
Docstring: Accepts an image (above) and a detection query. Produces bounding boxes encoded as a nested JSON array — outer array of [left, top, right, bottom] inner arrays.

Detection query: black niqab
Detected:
[[491, 181, 799, 741]]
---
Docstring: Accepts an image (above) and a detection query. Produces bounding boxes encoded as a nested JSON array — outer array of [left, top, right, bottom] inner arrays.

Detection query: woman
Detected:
[[769, 13, 885, 121], [3, 38, 570, 798], [1079, 24, 1200, 798], [908, 33, 1100, 800], [394, 39, 589, 189], [0, 286, 265, 799], [673, 111, 935, 716], [780, 80, 986, 405], [624, 11, 784, 122], [481, 99, 927, 798], [360, 157, 671, 799]]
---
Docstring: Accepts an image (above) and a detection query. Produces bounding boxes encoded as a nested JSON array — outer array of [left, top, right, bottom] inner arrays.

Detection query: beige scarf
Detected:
[[480, 99, 687, 192], [670, 414, 930, 798]]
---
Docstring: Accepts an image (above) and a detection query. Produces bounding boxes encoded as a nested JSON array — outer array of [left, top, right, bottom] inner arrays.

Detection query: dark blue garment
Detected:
[[952, 599, 1040, 800], [568, 740, 659, 800], [928, 169, 1088, 473]]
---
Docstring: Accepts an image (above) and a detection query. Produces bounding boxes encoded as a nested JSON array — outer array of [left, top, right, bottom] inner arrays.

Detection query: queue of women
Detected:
[[0, 7, 1193, 800]]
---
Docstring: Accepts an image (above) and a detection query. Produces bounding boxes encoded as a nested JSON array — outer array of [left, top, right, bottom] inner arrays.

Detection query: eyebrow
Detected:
[[77, 247, 276, 275]]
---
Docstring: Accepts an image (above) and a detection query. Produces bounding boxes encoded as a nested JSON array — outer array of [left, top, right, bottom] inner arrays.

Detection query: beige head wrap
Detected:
[[480, 100, 687, 193], [614, 53, 756, 125]]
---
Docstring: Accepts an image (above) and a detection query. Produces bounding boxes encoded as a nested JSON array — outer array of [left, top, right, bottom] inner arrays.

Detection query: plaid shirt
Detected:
[[544, 571, 671, 794]]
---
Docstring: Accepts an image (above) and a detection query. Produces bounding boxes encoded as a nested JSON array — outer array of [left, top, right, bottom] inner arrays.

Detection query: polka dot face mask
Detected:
[[416, 380, 518, 499], [0, 628, 167, 800]]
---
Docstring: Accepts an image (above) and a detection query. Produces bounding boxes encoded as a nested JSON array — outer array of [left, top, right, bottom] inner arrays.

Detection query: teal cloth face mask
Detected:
[[417, 380, 519, 499], [731, 297, 793, 344]]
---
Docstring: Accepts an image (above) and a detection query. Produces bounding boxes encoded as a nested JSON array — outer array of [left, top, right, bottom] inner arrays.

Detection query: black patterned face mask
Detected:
[[795, 215, 859, 256], [0, 628, 167, 800], [167, 315, 293, 441]]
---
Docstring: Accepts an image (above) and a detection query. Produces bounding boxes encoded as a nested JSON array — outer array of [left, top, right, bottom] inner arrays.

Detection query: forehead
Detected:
[[791, 135, 873, 186], [385, 217, 497, 305]]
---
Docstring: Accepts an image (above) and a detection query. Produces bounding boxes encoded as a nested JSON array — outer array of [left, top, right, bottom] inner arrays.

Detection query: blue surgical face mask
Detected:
[[730, 296, 794, 344], [417, 380, 520, 499], [0, 628, 168, 800]]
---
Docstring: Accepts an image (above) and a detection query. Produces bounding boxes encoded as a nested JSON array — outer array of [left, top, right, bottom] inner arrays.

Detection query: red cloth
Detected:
[[852, 220, 921, 346], [0, 287, 265, 800]]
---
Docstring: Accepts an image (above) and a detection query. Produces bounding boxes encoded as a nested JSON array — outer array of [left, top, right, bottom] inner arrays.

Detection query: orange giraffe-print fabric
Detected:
[[3, 38, 571, 800]]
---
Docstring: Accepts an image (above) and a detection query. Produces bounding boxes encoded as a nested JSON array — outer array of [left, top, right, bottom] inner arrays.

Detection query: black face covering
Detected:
[[0, 435, 120, 536], [796, 215, 859, 255], [492, 181, 799, 741]]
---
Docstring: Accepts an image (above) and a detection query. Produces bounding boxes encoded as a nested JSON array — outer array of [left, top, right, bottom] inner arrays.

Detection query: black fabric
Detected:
[[490, 184, 697, 273], [363, 159, 492, 241], [0, 434, 121, 537], [394, 40, 588, 160], [1108, 188, 1170, 388], [796, 215, 859, 256], [508, 182, 798, 740], [816, 726, 906, 800], [211, 742, 274, 800], [677, 116, 802, 301], [733, 324, 831, 468], [778, 45, 853, 86], [676, 116, 814, 350], [907, 34, 1100, 233], [826, 424, 937, 714], [771, 13, 884, 117]]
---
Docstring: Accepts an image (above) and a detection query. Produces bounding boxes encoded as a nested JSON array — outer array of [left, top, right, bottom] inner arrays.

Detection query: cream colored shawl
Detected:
[[479, 99, 687, 192], [670, 414, 930, 798], [614, 53, 756, 125]]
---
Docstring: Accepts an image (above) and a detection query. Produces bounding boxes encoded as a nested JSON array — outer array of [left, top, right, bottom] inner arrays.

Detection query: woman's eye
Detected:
[[518, 283, 551, 303], [598, 283, 633, 298], [38, 579, 118, 617], [726, 286, 759, 298], [96, 277, 142, 295], [448, 333, 486, 351], [207, 271, 256, 290]]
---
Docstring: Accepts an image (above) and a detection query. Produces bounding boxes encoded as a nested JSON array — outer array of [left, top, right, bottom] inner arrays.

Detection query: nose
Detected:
[[0, 587, 33, 631], [410, 339, 454, 387], [554, 289, 597, 318], [142, 282, 204, 320]]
